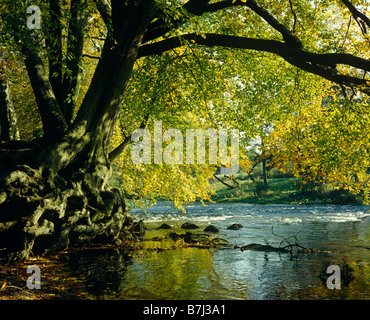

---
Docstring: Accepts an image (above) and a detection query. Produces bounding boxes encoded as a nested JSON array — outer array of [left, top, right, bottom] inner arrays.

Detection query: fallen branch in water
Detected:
[[271, 226, 311, 253], [241, 243, 289, 253], [241, 227, 319, 254]]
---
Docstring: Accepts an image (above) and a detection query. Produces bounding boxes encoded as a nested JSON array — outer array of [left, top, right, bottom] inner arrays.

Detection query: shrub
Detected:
[[297, 180, 325, 196], [325, 189, 362, 204], [254, 181, 269, 198]]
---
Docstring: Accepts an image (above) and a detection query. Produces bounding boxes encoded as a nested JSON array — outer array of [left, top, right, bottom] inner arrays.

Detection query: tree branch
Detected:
[[8, 3, 68, 140], [23, 47, 68, 140], [341, 0, 370, 31], [93, 0, 112, 29], [0, 51, 19, 141], [83, 53, 101, 60], [213, 174, 235, 189], [139, 33, 370, 94], [109, 113, 150, 161], [143, 0, 302, 47], [46, 0, 64, 109], [108, 135, 131, 162], [244, 0, 302, 47], [62, 0, 87, 124], [142, 0, 210, 43], [288, 0, 298, 33]]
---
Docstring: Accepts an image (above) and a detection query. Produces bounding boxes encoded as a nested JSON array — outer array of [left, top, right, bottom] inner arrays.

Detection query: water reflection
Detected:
[[67, 249, 132, 297], [65, 203, 370, 300], [118, 248, 226, 299]]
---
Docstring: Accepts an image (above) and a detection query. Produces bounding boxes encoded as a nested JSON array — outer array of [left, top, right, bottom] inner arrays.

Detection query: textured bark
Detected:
[[23, 48, 68, 140], [0, 52, 20, 141], [47, 0, 64, 110], [62, 0, 87, 124]]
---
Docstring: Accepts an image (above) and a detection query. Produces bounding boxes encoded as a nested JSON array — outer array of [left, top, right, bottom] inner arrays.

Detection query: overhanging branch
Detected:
[[143, 0, 302, 47], [341, 0, 370, 31], [139, 33, 370, 94], [109, 113, 150, 161]]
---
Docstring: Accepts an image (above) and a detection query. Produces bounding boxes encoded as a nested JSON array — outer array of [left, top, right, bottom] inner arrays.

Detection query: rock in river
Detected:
[[167, 232, 183, 241], [203, 225, 219, 233], [227, 223, 243, 230], [157, 223, 172, 229], [181, 222, 199, 229]]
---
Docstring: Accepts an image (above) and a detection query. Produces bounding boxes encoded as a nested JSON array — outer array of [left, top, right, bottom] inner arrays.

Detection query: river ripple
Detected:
[[67, 203, 370, 300]]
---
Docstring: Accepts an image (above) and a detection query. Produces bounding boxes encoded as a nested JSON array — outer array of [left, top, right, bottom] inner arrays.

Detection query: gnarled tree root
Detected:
[[0, 165, 130, 262]]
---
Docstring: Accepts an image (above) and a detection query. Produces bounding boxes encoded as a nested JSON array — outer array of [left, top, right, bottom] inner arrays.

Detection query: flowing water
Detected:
[[66, 203, 370, 300]]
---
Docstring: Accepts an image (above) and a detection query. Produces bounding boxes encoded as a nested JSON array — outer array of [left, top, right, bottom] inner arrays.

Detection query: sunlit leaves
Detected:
[[264, 84, 370, 204], [110, 1, 370, 208]]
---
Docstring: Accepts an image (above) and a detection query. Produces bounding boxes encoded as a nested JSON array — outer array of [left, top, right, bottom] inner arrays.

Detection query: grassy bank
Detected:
[[210, 175, 363, 205]]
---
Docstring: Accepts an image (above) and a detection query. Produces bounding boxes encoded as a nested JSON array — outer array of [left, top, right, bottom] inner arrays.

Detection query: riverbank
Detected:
[[0, 252, 95, 300], [0, 221, 145, 300], [210, 177, 363, 205]]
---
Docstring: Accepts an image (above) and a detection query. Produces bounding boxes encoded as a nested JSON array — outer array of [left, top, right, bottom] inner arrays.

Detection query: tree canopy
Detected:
[[1, 0, 370, 204]]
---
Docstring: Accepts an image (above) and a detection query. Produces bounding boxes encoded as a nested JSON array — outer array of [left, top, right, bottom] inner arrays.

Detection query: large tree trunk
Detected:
[[0, 111, 131, 261], [0, 0, 156, 262]]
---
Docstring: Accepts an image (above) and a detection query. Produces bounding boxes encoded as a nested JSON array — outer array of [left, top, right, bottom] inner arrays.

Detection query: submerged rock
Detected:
[[227, 223, 243, 230], [319, 261, 355, 287], [209, 237, 229, 246], [183, 232, 230, 247], [298, 248, 317, 254], [203, 225, 219, 233], [157, 223, 172, 230], [183, 232, 209, 243], [181, 222, 199, 229], [167, 232, 183, 241], [166, 230, 230, 248]]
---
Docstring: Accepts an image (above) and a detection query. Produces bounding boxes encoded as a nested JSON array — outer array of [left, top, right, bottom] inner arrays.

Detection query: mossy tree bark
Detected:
[[0, 50, 20, 142], [0, 0, 156, 261]]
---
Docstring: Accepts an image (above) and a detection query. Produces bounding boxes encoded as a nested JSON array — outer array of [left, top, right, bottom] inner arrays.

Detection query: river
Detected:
[[66, 202, 370, 300]]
